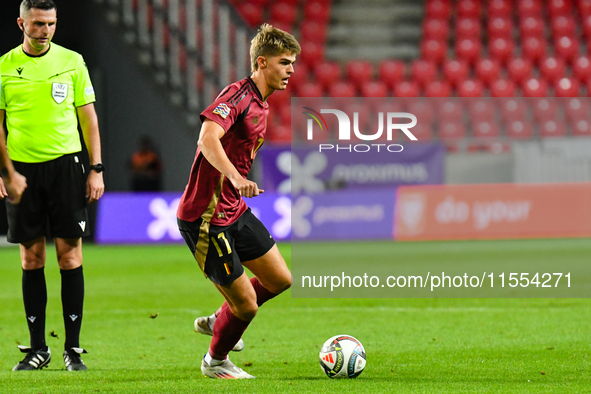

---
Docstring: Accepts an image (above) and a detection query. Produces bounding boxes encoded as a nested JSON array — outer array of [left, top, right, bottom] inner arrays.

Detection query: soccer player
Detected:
[[177, 24, 300, 379], [1, 0, 104, 371]]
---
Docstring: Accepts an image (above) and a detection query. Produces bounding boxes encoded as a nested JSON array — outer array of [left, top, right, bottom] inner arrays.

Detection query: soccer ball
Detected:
[[319, 334, 366, 378]]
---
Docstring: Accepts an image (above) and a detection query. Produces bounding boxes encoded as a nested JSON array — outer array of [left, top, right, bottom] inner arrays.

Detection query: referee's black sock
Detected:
[[22, 267, 48, 351], [61, 266, 84, 349]]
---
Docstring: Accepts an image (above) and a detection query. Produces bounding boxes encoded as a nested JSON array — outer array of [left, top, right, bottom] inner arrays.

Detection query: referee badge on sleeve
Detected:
[[52, 82, 68, 104]]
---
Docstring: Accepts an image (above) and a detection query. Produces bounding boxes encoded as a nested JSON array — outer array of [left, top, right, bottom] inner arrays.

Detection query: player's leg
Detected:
[[55, 237, 87, 371], [12, 237, 53, 371], [7, 160, 53, 370], [200, 272, 257, 378], [47, 153, 89, 371]]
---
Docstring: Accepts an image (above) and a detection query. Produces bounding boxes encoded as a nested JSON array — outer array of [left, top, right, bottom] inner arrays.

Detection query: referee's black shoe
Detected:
[[63, 348, 88, 371], [12, 346, 51, 371]]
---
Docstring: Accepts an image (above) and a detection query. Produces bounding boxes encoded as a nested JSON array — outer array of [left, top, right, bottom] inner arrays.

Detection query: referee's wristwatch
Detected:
[[90, 163, 105, 173]]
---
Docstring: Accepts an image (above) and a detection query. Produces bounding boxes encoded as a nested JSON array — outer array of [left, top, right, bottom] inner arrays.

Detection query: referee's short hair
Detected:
[[20, 0, 57, 17]]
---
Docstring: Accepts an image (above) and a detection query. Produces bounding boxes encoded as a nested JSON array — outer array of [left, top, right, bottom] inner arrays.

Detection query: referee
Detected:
[[1, 0, 104, 371]]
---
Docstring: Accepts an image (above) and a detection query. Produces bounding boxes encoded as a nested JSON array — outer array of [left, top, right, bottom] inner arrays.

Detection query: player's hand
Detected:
[[230, 177, 263, 198], [86, 171, 105, 203], [0, 171, 27, 204]]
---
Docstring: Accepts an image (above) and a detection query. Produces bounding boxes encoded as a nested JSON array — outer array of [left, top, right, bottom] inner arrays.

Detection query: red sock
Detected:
[[209, 306, 250, 360], [214, 277, 278, 318]]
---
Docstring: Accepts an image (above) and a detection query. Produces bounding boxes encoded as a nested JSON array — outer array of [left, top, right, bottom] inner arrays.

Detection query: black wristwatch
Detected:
[[90, 163, 105, 173]]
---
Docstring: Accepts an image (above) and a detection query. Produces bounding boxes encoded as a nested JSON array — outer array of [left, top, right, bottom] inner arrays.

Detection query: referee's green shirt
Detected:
[[0, 43, 96, 163]]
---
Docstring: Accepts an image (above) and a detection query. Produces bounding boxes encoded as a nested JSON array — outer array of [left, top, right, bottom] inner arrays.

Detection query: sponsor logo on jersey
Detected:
[[252, 115, 258, 124], [85, 86, 95, 96], [78, 221, 86, 231], [213, 103, 230, 119], [16, 67, 23, 75]]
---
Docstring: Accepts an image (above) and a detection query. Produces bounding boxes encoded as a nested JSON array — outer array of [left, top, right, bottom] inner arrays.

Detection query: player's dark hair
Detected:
[[20, 0, 57, 16], [250, 23, 301, 72]]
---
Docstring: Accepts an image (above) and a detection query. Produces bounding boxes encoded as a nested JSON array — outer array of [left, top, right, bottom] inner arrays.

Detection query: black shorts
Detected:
[[178, 208, 276, 286], [6, 153, 89, 243]]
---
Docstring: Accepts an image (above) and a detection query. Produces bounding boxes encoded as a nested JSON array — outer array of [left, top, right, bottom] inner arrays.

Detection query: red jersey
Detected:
[[177, 77, 269, 225]]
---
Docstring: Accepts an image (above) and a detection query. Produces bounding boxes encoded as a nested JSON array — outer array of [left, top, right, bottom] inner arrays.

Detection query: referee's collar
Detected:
[[22, 43, 52, 58]]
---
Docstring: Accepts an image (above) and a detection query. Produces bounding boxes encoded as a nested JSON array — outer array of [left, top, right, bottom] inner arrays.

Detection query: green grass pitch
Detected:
[[0, 239, 589, 393]]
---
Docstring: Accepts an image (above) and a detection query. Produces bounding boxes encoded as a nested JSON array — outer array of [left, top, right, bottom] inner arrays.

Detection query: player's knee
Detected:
[[271, 274, 292, 294], [234, 302, 258, 322]]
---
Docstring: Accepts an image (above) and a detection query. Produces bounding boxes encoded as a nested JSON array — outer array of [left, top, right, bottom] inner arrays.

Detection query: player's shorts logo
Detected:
[[52, 82, 68, 104], [213, 103, 231, 119]]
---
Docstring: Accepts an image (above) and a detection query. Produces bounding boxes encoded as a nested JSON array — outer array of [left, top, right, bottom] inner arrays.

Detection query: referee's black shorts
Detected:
[[6, 152, 90, 243], [178, 208, 276, 286]]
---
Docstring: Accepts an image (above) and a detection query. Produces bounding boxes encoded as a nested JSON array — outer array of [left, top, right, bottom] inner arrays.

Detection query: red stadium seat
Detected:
[[488, 17, 513, 39], [407, 99, 435, 125], [501, 99, 527, 121], [458, 79, 484, 97], [520, 17, 544, 39], [456, 18, 481, 39], [267, 124, 292, 143], [475, 58, 501, 87], [540, 56, 566, 83], [488, 0, 512, 17], [269, 20, 294, 34], [539, 119, 567, 138], [394, 81, 420, 97], [443, 59, 470, 87], [490, 78, 516, 97], [551, 16, 576, 39], [565, 98, 589, 121], [584, 15, 591, 39], [573, 55, 591, 81], [238, 3, 264, 27], [438, 120, 467, 141], [425, 0, 452, 19], [517, 0, 542, 18], [488, 37, 514, 65], [346, 60, 374, 90], [548, 0, 572, 17], [455, 38, 482, 65], [580, 0, 591, 16], [508, 57, 533, 84], [506, 119, 534, 139], [298, 41, 325, 67], [522, 37, 547, 64], [467, 141, 511, 153], [457, 0, 481, 19], [423, 18, 450, 40], [304, 1, 331, 23], [361, 81, 389, 97], [379, 60, 406, 89], [270, 2, 298, 25], [532, 98, 558, 122], [288, 62, 309, 89], [472, 120, 501, 139], [571, 118, 591, 136], [300, 21, 328, 43], [296, 81, 323, 97], [555, 36, 580, 63], [554, 77, 581, 97], [438, 99, 464, 121], [522, 77, 548, 97], [421, 38, 447, 65], [314, 61, 341, 90], [469, 99, 496, 122], [410, 59, 438, 88], [424, 80, 452, 97]]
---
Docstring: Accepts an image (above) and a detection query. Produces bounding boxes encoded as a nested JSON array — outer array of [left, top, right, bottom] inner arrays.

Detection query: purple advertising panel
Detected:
[[95, 192, 290, 244], [258, 144, 444, 193], [291, 189, 397, 241]]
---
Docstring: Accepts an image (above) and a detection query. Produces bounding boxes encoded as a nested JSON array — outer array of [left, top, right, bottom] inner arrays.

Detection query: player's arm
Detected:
[[0, 110, 27, 203], [77, 103, 104, 203], [198, 119, 262, 198]]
